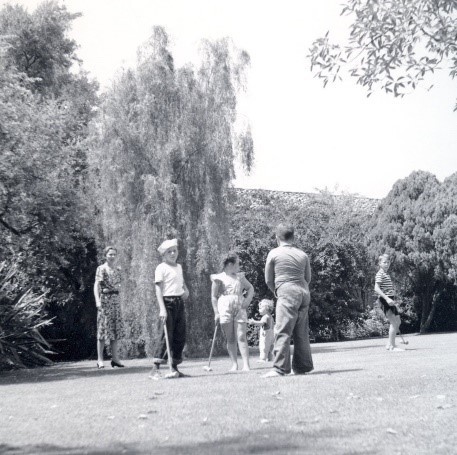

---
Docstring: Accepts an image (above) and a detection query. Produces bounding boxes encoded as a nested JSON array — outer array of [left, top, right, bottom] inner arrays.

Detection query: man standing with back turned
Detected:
[[263, 224, 314, 378]]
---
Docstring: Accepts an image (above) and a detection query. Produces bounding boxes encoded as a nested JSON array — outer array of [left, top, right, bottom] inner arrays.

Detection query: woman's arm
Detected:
[[94, 281, 101, 308], [242, 279, 254, 308]]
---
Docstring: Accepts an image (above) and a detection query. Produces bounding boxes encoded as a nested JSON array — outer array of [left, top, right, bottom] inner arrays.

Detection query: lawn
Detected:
[[1, 332, 456, 454]]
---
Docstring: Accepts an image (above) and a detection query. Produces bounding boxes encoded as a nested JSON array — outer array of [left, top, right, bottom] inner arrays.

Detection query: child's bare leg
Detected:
[[237, 322, 250, 371], [268, 342, 274, 361], [395, 315, 401, 332], [221, 321, 238, 370], [388, 322, 396, 347], [258, 334, 266, 361], [386, 311, 399, 348]]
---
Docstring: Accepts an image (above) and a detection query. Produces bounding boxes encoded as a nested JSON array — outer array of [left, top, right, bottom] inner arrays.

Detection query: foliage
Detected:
[[0, 56, 80, 245], [0, 1, 81, 96], [308, 0, 457, 104], [368, 171, 457, 333], [229, 189, 375, 343], [89, 27, 253, 357], [233, 173, 457, 340], [0, 264, 54, 369], [0, 2, 99, 360]]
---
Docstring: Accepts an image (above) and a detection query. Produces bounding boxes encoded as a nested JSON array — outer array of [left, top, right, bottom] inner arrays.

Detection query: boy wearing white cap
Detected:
[[150, 238, 190, 379]]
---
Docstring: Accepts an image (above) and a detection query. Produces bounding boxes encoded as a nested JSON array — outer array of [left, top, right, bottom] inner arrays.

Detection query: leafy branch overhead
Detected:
[[308, 0, 457, 103]]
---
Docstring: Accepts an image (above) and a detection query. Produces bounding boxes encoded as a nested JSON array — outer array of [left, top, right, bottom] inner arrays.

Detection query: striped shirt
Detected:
[[375, 269, 394, 296]]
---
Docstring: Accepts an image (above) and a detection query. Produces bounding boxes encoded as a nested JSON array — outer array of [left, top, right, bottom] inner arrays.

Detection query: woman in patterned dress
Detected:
[[93, 246, 125, 368]]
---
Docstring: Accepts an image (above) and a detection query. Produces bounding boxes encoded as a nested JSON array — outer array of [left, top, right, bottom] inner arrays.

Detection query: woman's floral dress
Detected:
[[95, 263, 125, 341]]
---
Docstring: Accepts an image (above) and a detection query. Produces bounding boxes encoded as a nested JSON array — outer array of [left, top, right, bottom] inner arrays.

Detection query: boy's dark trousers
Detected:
[[152, 296, 186, 366]]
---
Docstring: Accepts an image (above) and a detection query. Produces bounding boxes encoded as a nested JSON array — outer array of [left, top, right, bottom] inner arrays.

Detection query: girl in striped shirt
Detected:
[[374, 254, 403, 351]]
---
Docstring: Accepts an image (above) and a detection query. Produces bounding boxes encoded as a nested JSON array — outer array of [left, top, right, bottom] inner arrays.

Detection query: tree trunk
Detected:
[[420, 292, 438, 334]]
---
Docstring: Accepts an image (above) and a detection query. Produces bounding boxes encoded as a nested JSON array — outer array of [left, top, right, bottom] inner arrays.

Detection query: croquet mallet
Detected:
[[163, 321, 179, 379], [397, 330, 409, 345], [203, 324, 218, 372]]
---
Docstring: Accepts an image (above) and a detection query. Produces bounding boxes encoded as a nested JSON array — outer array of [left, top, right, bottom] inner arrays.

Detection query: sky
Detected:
[[3, 0, 457, 199]]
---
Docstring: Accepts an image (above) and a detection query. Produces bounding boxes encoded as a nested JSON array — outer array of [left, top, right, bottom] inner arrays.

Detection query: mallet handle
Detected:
[[163, 322, 174, 372], [207, 324, 218, 368]]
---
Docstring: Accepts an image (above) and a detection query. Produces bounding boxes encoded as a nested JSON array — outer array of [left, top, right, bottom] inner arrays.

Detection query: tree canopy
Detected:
[[89, 27, 253, 356], [308, 0, 457, 105], [0, 1, 99, 365], [229, 189, 374, 342], [369, 170, 457, 332], [0, 1, 81, 96]]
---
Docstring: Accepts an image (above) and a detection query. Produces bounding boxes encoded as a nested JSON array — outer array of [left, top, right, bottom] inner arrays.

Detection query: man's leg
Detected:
[[272, 284, 300, 375], [291, 290, 313, 374]]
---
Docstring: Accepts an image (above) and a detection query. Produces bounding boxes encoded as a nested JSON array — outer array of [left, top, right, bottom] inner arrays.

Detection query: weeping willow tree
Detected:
[[89, 27, 253, 356]]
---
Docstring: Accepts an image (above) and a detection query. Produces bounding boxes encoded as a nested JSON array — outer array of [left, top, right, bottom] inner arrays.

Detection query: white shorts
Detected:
[[217, 295, 247, 324]]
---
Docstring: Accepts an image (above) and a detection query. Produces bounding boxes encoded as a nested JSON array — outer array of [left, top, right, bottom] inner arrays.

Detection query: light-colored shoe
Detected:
[[388, 346, 404, 352], [97, 361, 104, 369], [386, 344, 392, 350], [257, 359, 267, 363], [148, 371, 162, 380], [163, 370, 180, 379], [262, 370, 284, 378]]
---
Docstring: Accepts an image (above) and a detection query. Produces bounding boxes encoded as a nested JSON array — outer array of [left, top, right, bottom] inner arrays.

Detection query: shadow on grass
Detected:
[[0, 427, 380, 454], [312, 345, 385, 354], [0, 363, 260, 386], [0, 365, 152, 386], [310, 368, 363, 376]]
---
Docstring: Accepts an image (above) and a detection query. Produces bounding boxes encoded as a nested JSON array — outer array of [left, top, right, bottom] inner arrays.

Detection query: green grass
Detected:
[[1, 333, 456, 454]]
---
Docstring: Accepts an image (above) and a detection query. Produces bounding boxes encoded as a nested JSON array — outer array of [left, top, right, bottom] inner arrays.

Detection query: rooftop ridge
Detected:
[[230, 187, 380, 213], [232, 187, 379, 201]]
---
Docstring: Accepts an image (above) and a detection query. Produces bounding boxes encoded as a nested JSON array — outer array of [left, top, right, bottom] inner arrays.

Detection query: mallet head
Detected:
[[163, 371, 180, 379]]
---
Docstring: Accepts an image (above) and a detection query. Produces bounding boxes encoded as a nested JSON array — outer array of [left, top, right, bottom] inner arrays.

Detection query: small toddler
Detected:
[[248, 299, 275, 362]]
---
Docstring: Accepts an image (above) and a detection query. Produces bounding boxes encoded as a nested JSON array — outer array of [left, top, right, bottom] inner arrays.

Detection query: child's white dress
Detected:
[[259, 314, 274, 361], [210, 272, 249, 324]]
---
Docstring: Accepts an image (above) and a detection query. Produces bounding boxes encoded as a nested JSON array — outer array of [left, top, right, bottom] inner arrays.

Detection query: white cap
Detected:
[[157, 238, 178, 255]]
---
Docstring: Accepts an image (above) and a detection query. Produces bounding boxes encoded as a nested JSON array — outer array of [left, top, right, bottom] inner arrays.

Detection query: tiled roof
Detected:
[[232, 188, 380, 214]]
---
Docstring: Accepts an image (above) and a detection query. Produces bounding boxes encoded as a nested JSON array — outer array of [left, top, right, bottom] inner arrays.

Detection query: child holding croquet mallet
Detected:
[[149, 238, 190, 379], [248, 299, 275, 362], [374, 254, 405, 352], [211, 253, 254, 372]]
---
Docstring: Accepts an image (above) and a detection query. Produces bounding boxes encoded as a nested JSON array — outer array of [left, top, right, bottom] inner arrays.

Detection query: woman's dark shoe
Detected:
[[97, 361, 105, 369], [111, 360, 125, 368]]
